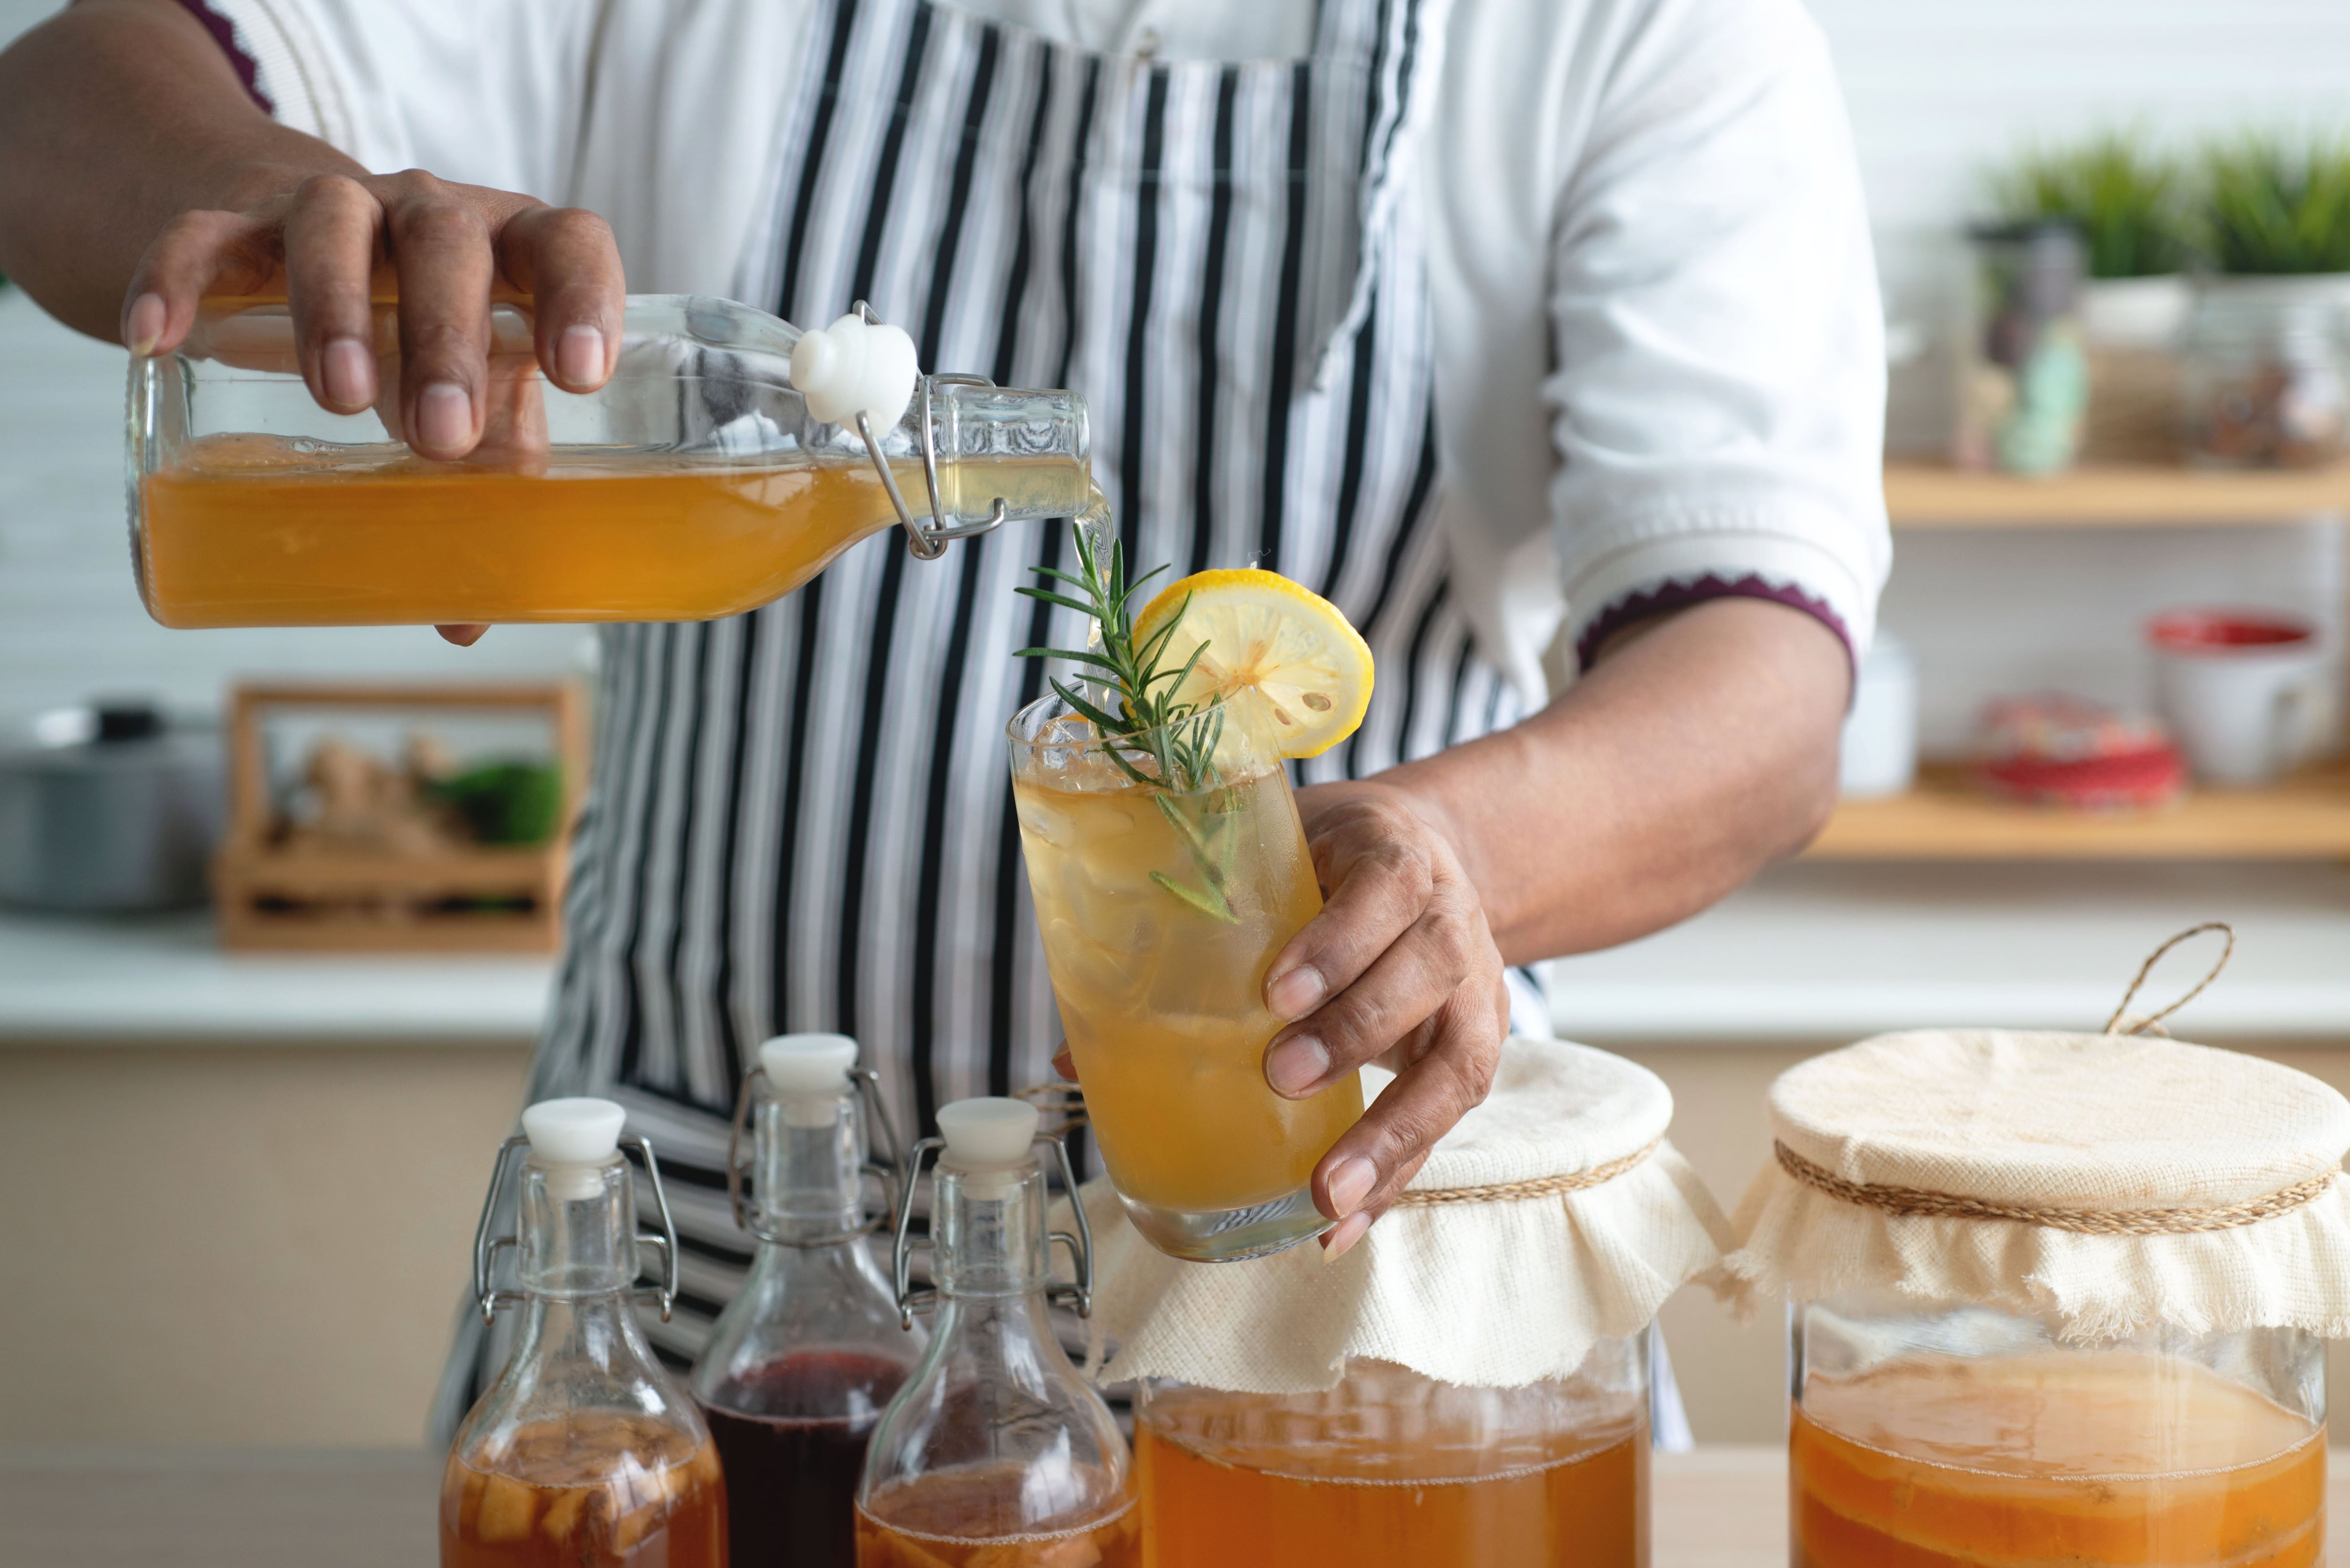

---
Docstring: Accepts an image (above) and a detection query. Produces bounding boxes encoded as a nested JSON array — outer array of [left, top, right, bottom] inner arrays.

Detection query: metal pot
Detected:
[[0, 702, 225, 913]]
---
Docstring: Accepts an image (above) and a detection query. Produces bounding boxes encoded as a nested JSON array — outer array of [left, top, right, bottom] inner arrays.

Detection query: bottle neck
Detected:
[[519, 1156, 638, 1299], [753, 1091, 867, 1245], [491, 1154, 674, 1403], [932, 1160, 1052, 1299], [918, 382, 1092, 527]]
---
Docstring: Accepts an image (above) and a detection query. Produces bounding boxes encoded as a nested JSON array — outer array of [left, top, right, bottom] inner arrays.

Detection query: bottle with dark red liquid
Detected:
[[691, 1036, 926, 1568]]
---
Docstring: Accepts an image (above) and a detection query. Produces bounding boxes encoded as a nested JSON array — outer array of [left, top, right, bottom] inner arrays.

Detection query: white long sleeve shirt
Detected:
[[192, 0, 1888, 696]]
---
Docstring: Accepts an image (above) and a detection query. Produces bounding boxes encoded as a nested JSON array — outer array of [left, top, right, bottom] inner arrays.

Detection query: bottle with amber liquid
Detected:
[[442, 1098, 726, 1568], [690, 1035, 926, 1567], [855, 1098, 1138, 1567], [127, 293, 1092, 628]]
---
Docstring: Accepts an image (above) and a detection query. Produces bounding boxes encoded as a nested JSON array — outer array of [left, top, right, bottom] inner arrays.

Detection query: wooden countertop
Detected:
[[3, 1443, 2338, 1565]]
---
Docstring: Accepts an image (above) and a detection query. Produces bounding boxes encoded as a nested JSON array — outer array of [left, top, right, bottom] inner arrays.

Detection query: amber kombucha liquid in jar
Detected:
[[852, 1468, 1141, 1567], [1136, 1384, 1649, 1567], [1792, 1351, 2326, 1568], [439, 1413, 728, 1568]]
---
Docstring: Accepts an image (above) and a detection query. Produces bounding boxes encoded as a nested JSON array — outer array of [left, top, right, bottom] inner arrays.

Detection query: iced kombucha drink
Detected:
[[1792, 1351, 2325, 1568], [1010, 757, 1362, 1218], [853, 1469, 1140, 1567], [137, 434, 917, 627], [1137, 1381, 1647, 1567], [439, 1412, 728, 1568]]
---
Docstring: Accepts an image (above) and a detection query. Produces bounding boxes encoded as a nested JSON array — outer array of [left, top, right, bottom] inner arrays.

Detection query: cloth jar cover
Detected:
[[1726, 1028, 2350, 1341], [1081, 1038, 1732, 1394]]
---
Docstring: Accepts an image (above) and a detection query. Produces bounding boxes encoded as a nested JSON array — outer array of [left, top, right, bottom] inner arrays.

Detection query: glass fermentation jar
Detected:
[[1791, 1291, 2324, 1568], [1084, 1040, 1731, 1568], [1730, 996, 2350, 1568], [1135, 1342, 1651, 1568]]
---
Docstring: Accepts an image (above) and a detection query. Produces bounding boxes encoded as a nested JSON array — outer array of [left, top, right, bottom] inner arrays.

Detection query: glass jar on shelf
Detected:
[[1089, 1040, 1731, 1568], [1955, 220, 2090, 476], [1729, 959, 2348, 1568], [2181, 282, 2350, 468]]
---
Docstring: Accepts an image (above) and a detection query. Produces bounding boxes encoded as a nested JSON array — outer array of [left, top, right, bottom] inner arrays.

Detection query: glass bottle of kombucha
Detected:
[[690, 1035, 926, 1568], [128, 292, 1091, 628], [442, 1098, 726, 1568], [854, 1098, 1139, 1567]]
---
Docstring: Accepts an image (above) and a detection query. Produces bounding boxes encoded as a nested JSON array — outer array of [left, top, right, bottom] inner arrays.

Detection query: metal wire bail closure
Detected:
[[470, 1132, 684, 1324], [890, 1131, 1095, 1331], [848, 300, 1011, 561], [724, 1063, 904, 1246]]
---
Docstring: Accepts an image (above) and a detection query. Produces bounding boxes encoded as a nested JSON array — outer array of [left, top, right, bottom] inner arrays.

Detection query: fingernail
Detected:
[[321, 337, 374, 408], [1319, 1210, 1372, 1262], [126, 293, 167, 356], [1267, 964, 1326, 1021], [1265, 1034, 1328, 1098], [1051, 1048, 1078, 1082], [557, 324, 605, 387], [416, 382, 471, 452], [1326, 1156, 1376, 1218]]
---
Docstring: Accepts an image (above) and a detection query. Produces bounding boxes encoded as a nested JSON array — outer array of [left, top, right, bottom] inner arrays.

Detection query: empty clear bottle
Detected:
[[442, 1098, 726, 1568], [690, 1035, 926, 1568], [856, 1098, 1138, 1567]]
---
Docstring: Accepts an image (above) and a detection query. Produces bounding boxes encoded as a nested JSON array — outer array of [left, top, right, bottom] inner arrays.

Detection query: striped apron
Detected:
[[438, 0, 1543, 1421]]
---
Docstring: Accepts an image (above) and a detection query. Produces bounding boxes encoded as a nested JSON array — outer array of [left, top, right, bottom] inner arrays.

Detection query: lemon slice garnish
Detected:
[[1133, 569, 1373, 760]]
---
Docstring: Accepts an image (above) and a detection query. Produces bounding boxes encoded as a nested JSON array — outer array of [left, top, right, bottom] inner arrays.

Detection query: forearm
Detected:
[[1380, 597, 1851, 963], [0, 0, 361, 340]]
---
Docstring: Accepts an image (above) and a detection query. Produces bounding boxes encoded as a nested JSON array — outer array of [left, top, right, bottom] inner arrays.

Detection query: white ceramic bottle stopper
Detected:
[[936, 1096, 1040, 1170], [789, 314, 920, 431], [760, 1032, 861, 1129], [522, 1097, 627, 1201]]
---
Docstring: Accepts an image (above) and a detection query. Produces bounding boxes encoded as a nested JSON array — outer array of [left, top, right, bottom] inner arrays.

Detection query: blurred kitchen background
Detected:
[[4, 0, 2350, 1461]]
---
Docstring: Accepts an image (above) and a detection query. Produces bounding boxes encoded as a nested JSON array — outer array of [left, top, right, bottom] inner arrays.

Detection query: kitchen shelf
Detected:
[[1806, 764, 2350, 861], [1885, 460, 2350, 528]]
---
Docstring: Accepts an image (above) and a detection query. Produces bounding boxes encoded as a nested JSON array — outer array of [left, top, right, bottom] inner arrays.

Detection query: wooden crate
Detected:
[[213, 682, 588, 953]]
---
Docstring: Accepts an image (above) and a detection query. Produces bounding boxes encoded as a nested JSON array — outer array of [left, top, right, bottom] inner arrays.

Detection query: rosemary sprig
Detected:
[[1016, 529, 1238, 921]]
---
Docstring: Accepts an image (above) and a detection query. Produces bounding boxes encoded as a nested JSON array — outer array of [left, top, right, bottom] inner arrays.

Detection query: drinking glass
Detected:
[[1007, 693, 1362, 1261]]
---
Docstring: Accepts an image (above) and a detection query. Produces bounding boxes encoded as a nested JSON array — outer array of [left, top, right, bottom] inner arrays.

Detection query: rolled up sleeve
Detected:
[[1544, 0, 1888, 670]]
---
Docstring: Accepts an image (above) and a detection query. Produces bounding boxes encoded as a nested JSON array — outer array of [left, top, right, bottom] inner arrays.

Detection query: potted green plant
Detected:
[[1986, 133, 2192, 350], [2201, 133, 2350, 282], [2183, 133, 2350, 468]]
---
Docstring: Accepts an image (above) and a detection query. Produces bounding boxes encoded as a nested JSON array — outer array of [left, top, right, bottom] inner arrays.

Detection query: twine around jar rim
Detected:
[[1394, 1138, 1661, 1207], [1770, 920, 2340, 1236], [1773, 1140, 2337, 1235]]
